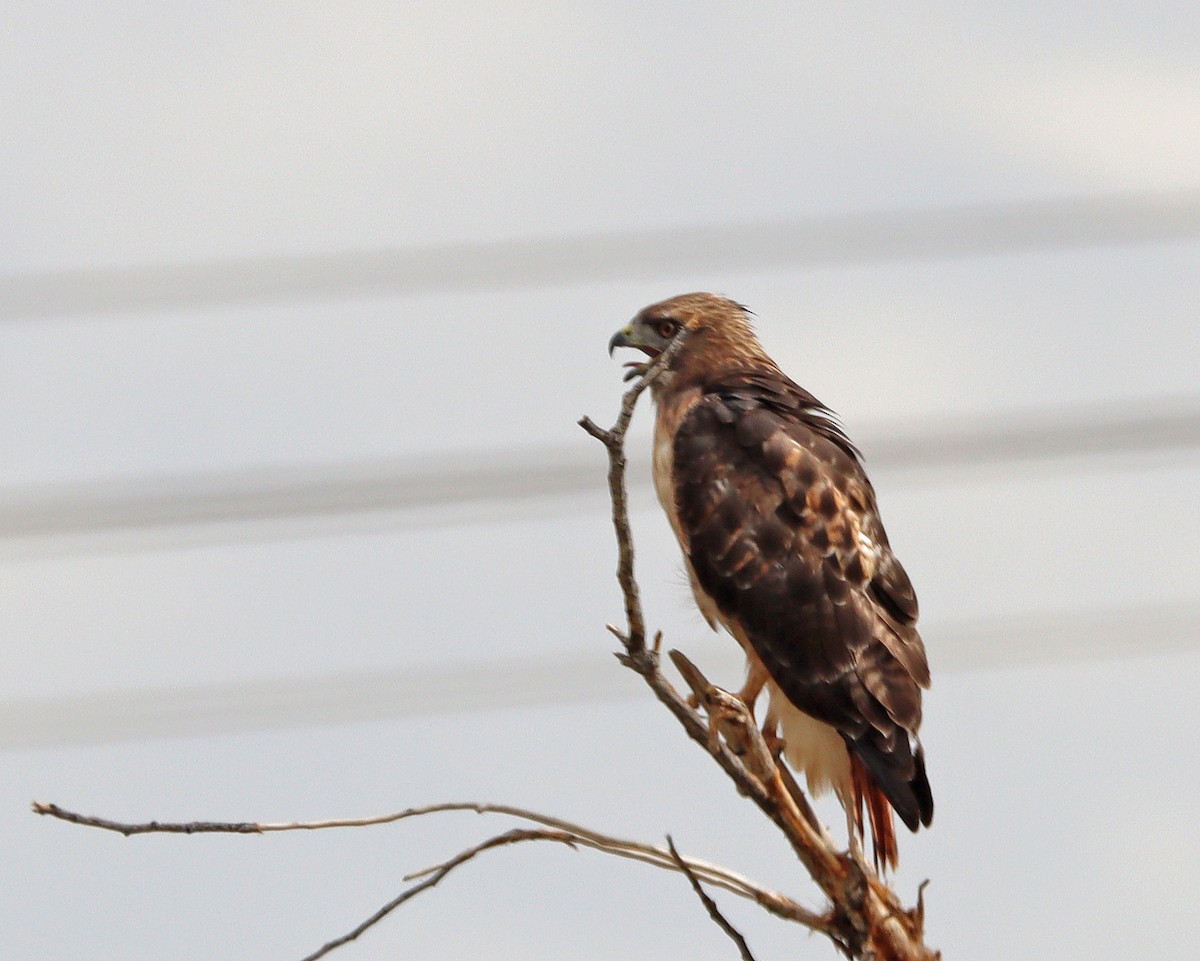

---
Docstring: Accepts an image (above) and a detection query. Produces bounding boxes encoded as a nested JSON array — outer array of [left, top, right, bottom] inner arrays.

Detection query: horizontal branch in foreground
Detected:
[[33, 798, 828, 960]]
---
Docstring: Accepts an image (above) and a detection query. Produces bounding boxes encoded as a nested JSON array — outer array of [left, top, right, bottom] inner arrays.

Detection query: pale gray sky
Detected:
[[4, 3, 1199, 960]]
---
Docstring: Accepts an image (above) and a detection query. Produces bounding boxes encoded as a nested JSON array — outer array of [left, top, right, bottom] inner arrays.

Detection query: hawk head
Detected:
[[608, 292, 768, 381]]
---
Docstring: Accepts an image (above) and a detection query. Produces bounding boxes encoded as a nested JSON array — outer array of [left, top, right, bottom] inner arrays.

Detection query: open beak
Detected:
[[607, 324, 655, 380]]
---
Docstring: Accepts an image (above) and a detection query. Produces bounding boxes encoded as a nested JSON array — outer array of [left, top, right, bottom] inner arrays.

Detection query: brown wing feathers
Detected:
[[672, 374, 933, 832]]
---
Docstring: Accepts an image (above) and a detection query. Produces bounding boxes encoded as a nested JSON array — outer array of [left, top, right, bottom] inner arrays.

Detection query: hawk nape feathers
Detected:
[[608, 292, 933, 871]]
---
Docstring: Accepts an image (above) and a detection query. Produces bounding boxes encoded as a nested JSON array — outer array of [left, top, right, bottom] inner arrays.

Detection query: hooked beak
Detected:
[[608, 326, 635, 357]]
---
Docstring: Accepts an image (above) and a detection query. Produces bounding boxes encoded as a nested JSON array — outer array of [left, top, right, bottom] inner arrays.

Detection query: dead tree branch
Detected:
[[298, 828, 579, 961], [667, 835, 759, 961], [33, 799, 829, 946], [578, 330, 690, 651], [32, 343, 935, 961]]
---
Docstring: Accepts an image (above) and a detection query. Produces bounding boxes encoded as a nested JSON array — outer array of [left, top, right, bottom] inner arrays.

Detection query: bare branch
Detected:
[[303, 821, 832, 961], [577, 329, 689, 651], [31, 801, 261, 836], [33, 797, 829, 935], [667, 835, 758, 961]]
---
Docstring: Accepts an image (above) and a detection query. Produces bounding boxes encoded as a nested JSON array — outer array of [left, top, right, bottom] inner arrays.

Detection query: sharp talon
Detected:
[[762, 730, 784, 758]]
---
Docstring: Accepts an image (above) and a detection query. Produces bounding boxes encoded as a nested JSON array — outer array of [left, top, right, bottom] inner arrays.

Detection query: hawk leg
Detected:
[[738, 659, 787, 754], [736, 658, 770, 714]]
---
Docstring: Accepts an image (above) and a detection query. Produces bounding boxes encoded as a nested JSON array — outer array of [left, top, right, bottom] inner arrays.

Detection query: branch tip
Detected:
[[577, 415, 611, 444], [667, 835, 759, 961]]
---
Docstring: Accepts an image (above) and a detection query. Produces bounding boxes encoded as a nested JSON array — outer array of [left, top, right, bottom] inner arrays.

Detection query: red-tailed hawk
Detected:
[[609, 292, 932, 870]]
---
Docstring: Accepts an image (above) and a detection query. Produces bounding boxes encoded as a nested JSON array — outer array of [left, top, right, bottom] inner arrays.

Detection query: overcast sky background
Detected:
[[4, 4, 1199, 960]]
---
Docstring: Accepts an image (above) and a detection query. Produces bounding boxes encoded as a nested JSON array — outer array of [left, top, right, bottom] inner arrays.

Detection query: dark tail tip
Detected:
[[912, 743, 934, 828], [851, 735, 934, 834]]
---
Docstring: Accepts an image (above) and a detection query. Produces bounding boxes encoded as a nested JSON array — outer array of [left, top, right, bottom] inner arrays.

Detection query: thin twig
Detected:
[[305, 823, 830, 961], [578, 329, 688, 651], [31, 801, 261, 835], [297, 828, 577, 961], [667, 835, 758, 961]]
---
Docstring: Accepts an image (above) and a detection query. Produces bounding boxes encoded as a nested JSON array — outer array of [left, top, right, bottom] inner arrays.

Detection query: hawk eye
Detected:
[[656, 319, 680, 339]]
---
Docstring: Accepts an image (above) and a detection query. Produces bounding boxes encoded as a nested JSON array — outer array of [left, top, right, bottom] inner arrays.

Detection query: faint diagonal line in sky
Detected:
[[0, 397, 1196, 552], [2, 601, 1196, 749], [3, 191, 1199, 321]]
